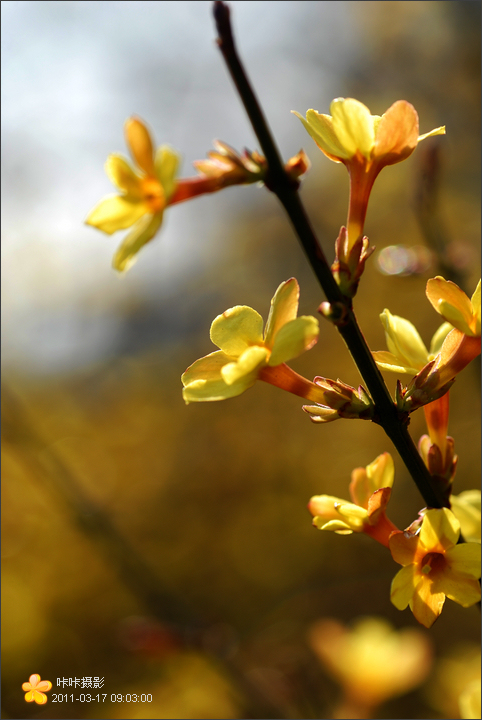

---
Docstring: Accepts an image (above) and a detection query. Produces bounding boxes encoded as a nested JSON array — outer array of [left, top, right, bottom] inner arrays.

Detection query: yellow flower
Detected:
[[459, 678, 481, 720], [373, 309, 452, 375], [293, 98, 445, 251], [450, 490, 481, 544], [85, 117, 181, 272], [308, 453, 398, 547], [308, 616, 432, 714], [182, 278, 320, 403], [390, 508, 481, 628], [22, 674, 52, 705]]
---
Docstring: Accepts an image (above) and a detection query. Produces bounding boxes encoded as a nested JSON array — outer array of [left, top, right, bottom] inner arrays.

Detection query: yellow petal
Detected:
[[429, 322, 453, 357], [372, 350, 419, 374], [292, 110, 349, 161], [221, 345, 269, 384], [264, 278, 300, 349], [112, 212, 163, 272], [470, 279, 481, 335], [24, 691, 35, 702], [373, 100, 419, 165], [308, 495, 347, 520], [426, 276, 475, 334], [181, 350, 256, 402], [381, 310, 429, 371], [444, 543, 481, 580], [154, 145, 181, 200], [420, 508, 459, 552], [125, 117, 155, 176], [268, 316, 319, 366], [85, 195, 147, 234], [33, 691, 49, 705], [314, 518, 353, 534], [431, 563, 481, 607], [366, 452, 394, 491], [390, 565, 417, 610], [450, 490, 481, 543], [330, 97, 375, 160], [410, 576, 445, 628], [417, 126, 446, 142], [336, 502, 368, 520], [105, 154, 142, 198], [210, 306, 264, 356], [182, 350, 230, 385]]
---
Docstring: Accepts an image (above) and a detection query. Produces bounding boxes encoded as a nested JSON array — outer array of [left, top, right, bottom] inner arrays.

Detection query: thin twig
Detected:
[[213, 0, 449, 510]]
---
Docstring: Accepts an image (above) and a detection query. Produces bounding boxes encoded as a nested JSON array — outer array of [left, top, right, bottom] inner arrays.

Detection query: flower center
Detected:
[[420, 551, 446, 575], [141, 177, 165, 213]]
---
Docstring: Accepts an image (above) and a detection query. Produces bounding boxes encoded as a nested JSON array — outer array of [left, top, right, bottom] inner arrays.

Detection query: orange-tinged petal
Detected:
[[105, 154, 142, 198], [125, 117, 155, 176], [24, 691, 36, 702], [391, 564, 417, 610], [264, 278, 300, 349], [85, 194, 147, 234], [389, 531, 419, 566], [308, 495, 347, 520], [426, 277, 475, 333], [113, 212, 163, 272], [419, 507, 459, 552], [435, 328, 481, 386], [410, 576, 445, 628], [373, 100, 419, 165], [210, 306, 264, 357], [35, 680, 52, 692], [351, 453, 394, 508], [366, 487, 391, 523]]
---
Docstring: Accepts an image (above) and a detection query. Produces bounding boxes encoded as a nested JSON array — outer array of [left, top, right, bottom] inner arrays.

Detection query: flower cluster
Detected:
[[88, 88, 480, 633], [86, 118, 309, 272], [294, 97, 445, 296]]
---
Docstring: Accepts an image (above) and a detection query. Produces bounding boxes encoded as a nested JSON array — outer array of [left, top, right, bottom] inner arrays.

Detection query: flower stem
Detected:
[[213, 0, 448, 510]]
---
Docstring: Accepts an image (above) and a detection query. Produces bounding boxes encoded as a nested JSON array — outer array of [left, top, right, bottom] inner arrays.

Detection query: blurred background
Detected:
[[2, 1, 480, 718]]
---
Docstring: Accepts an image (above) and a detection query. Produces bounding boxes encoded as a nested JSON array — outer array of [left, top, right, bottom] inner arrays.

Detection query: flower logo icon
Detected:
[[22, 674, 52, 704]]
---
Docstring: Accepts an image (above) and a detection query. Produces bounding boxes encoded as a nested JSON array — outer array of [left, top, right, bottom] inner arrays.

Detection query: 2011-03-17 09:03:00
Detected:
[[50, 693, 154, 702]]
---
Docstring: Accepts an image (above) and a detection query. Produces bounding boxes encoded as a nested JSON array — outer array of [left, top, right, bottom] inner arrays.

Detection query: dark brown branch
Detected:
[[213, 0, 448, 510]]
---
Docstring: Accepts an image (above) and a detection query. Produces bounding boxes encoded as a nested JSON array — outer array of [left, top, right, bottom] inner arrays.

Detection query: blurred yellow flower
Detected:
[[308, 616, 432, 716], [86, 117, 181, 272], [459, 678, 481, 720], [372, 309, 451, 375], [308, 452, 398, 547], [450, 490, 481, 544], [293, 98, 444, 251], [182, 278, 320, 403], [390, 508, 481, 628], [22, 674, 52, 705]]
